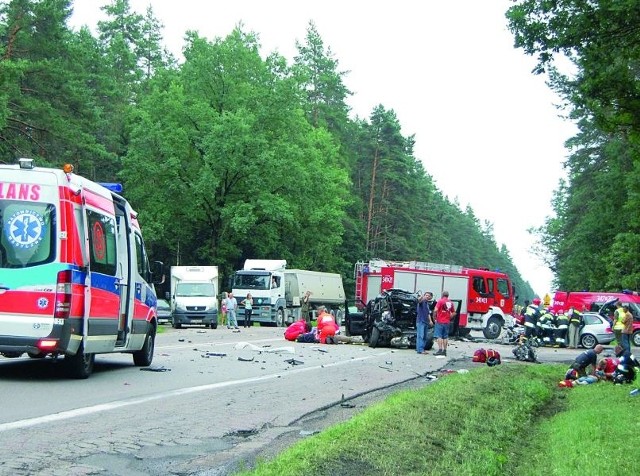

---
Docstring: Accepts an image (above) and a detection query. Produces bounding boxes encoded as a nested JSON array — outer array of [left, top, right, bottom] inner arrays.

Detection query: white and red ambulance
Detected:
[[0, 158, 163, 378]]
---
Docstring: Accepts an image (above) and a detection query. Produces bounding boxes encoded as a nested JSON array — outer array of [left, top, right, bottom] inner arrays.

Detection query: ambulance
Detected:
[[0, 158, 163, 378]]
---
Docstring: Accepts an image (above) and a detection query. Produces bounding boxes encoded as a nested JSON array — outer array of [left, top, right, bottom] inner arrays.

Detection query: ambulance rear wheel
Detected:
[[65, 343, 94, 379], [133, 328, 155, 366]]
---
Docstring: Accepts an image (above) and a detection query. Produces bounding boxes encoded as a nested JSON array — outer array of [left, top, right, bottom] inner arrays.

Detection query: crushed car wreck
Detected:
[[345, 289, 434, 350]]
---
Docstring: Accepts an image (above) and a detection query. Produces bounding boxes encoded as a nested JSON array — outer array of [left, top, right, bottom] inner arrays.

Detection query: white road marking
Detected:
[[0, 350, 391, 433]]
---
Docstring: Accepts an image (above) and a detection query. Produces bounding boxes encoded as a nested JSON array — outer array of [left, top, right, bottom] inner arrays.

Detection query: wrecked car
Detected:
[[346, 289, 434, 350]]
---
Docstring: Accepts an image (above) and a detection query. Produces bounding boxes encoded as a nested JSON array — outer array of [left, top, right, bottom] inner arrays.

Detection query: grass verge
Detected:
[[236, 363, 639, 476]]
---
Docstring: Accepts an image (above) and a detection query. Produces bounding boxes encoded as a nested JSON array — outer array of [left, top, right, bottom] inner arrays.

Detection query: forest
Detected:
[[7, 1, 633, 302]]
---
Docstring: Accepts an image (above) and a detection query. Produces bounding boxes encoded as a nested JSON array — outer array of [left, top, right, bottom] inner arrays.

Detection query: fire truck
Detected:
[[354, 259, 516, 339]]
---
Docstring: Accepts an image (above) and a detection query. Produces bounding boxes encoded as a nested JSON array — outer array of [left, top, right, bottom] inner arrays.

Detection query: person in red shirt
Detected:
[[284, 318, 311, 341], [434, 291, 456, 357], [316, 306, 339, 344]]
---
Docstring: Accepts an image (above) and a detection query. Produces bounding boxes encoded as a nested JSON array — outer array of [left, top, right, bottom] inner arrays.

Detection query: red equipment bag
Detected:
[[472, 348, 487, 363], [472, 348, 501, 366]]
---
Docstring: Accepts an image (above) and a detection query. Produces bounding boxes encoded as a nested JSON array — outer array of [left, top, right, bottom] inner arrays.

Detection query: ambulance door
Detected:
[[114, 198, 132, 346]]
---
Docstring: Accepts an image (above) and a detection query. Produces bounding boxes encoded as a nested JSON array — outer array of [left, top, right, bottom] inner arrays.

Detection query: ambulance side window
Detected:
[[86, 210, 116, 276], [134, 233, 150, 281]]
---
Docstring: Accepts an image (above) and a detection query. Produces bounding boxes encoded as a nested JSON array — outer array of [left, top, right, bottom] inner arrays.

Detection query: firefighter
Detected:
[[567, 307, 584, 349], [537, 308, 555, 346], [523, 298, 542, 340], [554, 309, 569, 347]]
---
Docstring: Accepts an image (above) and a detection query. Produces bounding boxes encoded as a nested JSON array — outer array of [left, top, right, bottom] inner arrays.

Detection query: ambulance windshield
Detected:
[[0, 201, 56, 268]]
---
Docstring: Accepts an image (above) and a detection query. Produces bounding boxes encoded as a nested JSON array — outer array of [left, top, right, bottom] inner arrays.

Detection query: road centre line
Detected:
[[0, 350, 392, 433]]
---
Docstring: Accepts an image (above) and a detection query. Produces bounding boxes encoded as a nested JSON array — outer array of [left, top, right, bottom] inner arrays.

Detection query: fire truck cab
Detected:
[[354, 259, 515, 339]]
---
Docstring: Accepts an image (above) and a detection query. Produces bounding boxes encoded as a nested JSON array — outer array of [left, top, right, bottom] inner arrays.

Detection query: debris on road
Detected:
[[140, 366, 171, 372]]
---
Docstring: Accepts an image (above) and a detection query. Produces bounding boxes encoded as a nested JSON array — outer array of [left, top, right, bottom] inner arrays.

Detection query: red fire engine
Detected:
[[354, 259, 516, 339]]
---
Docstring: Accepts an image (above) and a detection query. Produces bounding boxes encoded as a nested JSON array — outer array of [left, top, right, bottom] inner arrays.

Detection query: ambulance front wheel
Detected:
[[133, 328, 155, 367], [65, 343, 95, 379]]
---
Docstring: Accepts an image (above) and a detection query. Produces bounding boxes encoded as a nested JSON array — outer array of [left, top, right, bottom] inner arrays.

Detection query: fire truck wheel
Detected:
[[133, 328, 156, 367], [483, 317, 502, 340], [65, 343, 95, 379], [369, 326, 380, 348]]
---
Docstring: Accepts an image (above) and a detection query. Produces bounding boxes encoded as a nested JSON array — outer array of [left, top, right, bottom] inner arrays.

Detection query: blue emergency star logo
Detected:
[[4, 209, 47, 249]]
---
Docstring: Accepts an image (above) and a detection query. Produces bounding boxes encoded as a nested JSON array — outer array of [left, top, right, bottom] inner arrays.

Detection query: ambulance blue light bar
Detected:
[[99, 183, 123, 193]]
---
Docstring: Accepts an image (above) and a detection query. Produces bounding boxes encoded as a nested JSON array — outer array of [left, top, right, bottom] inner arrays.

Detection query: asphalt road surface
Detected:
[[0, 325, 596, 476]]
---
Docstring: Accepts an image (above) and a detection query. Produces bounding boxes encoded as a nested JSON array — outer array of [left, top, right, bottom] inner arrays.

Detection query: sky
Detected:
[[69, 0, 578, 297]]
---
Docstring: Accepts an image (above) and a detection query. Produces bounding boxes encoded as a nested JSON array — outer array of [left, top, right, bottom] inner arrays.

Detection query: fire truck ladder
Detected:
[[354, 261, 365, 302]]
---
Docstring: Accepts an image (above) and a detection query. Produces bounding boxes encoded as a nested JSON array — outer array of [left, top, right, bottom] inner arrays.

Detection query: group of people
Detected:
[[563, 344, 639, 386], [284, 305, 340, 344], [416, 290, 457, 357], [520, 298, 635, 352], [219, 291, 254, 329]]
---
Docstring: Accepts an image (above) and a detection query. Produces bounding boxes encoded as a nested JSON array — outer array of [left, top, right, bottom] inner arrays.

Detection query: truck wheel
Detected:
[[483, 316, 502, 340], [276, 309, 286, 327], [369, 326, 380, 348], [633, 330, 640, 347], [172, 318, 182, 329], [65, 343, 95, 379], [133, 327, 155, 366]]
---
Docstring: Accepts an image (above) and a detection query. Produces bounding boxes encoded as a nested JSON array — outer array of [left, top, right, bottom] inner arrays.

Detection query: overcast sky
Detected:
[[70, 0, 577, 296]]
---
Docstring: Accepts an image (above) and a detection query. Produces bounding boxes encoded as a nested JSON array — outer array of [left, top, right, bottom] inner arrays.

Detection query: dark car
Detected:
[[156, 298, 172, 325], [346, 289, 434, 350]]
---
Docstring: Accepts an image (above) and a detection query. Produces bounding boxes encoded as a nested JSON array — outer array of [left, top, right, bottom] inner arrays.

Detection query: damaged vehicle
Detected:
[[346, 289, 434, 350]]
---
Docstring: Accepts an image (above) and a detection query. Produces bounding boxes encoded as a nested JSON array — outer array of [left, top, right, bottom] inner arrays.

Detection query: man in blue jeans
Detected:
[[416, 291, 434, 354]]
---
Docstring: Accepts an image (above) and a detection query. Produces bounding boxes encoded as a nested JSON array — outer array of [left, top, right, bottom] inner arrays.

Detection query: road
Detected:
[[0, 325, 596, 476]]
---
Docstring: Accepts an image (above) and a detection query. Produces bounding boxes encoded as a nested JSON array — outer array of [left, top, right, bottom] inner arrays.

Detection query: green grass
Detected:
[[236, 364, 639, 476]]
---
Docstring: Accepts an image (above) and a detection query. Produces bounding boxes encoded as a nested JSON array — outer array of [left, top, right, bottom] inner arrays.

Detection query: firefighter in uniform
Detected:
[[537, 308, 555, 346], [554, 309, 569, 347], [524, 298, 542, 340], [567, 307, 583, 349]]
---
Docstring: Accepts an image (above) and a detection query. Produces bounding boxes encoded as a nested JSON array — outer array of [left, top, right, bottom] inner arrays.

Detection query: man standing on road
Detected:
[[621, 303, 633, 353], [416, 291, 433, 354], [225, 292, 239, 329], [434, 291, 456, 357]]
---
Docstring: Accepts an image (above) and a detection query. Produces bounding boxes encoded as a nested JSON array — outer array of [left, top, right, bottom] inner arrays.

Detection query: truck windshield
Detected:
[[233, 273, 270, 290], [176, 283, 215, 297]]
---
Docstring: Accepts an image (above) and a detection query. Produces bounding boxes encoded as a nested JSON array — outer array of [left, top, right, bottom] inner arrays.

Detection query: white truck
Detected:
[[169, 266, 219, 329], [231, 259, 346, 327]]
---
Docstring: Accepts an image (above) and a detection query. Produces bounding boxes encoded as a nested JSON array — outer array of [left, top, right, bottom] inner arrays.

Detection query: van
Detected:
[[0, 159, 163, 378]]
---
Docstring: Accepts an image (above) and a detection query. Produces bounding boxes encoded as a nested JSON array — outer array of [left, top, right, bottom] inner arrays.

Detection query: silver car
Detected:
[[580, 312, 615, 349]]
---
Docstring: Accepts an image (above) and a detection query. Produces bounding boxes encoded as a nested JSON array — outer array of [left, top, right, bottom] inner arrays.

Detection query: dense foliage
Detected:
[[0, 0, 535, 300], [507, 0, 640, 292]]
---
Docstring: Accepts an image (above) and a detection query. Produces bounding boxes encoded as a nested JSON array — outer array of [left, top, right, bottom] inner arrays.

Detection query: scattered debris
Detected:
[[204, 352, 227, 357], [140, 366, 171, 372], [237, 356, 255, 362], [300, 429, 320, 436], [226, 428, 258, 438], [234, 342, 295, 354], [315, 348, 328, 353], [284, 358, 304, 366]]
